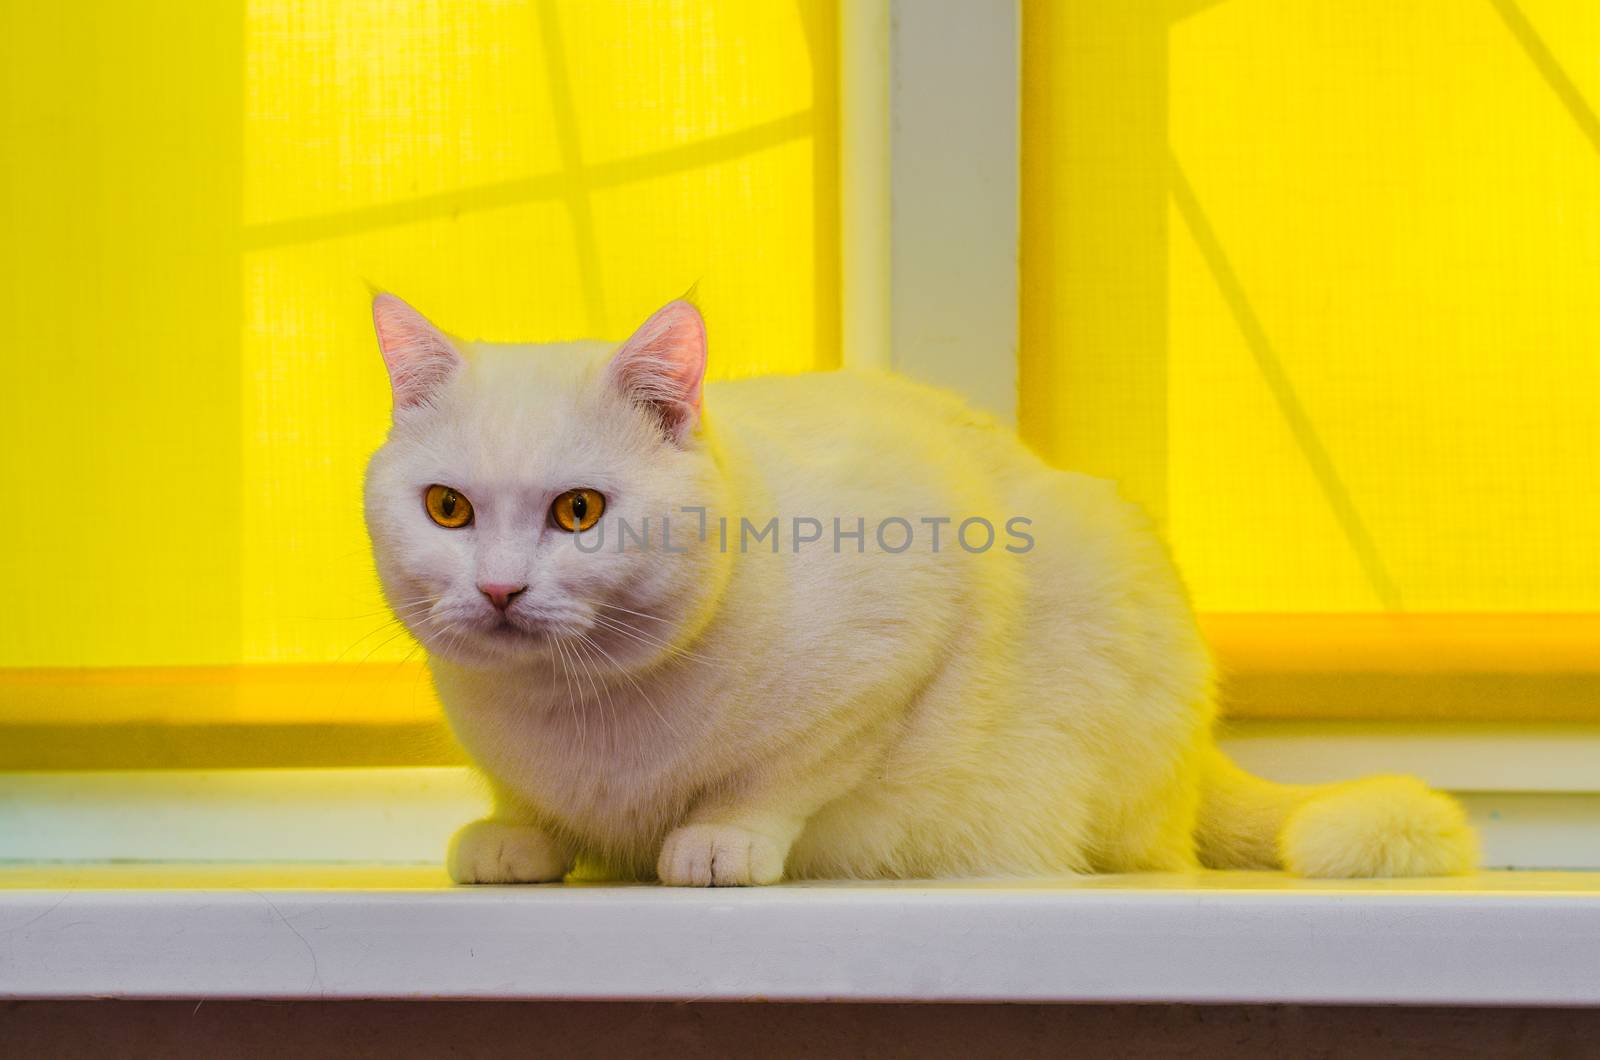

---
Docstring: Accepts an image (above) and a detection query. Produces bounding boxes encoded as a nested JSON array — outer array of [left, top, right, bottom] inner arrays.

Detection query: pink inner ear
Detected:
[[372, 294, 462, 409], [608, 300, 707, 442]]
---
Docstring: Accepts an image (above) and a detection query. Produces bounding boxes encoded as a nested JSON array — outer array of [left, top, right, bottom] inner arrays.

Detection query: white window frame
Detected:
[[841, 0, 1019, 425]]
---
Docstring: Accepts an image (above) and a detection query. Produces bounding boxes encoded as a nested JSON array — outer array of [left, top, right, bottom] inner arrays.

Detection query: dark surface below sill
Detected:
[[6, 1000, 1600, 1059]]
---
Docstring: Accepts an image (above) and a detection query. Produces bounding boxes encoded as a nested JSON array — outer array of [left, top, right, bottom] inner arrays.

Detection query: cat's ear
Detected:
[[371, 293, 463, 410], [607, 300, 707, 444]]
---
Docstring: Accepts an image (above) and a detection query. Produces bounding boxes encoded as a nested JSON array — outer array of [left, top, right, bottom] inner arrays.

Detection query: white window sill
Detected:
[[4, 866, 1600, 1004], [9, 722, 1600, 872], [6, 721, 1600, 1004]]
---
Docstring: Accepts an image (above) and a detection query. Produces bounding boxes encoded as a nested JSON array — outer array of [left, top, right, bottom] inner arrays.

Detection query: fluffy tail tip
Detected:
[[1280, 775, 1479, 878]]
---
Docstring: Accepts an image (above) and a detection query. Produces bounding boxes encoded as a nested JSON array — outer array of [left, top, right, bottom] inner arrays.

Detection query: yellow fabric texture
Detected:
[[0, 1, 838, 672], [5, 0, 1597, 743], [1022, 0, 1599, 615]]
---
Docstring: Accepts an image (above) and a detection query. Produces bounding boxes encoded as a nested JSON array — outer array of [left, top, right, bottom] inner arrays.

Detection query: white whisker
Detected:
[[576, 629, 681, 741], [590, 612, 724, 668]]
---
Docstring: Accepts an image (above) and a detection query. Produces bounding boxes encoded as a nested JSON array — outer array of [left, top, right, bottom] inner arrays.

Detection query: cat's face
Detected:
[[363, 297, 721, 671]]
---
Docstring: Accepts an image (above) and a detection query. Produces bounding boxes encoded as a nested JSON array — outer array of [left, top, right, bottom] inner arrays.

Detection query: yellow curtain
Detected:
[[0, 1, 838, 674], [1023, 0, 1600, 616]]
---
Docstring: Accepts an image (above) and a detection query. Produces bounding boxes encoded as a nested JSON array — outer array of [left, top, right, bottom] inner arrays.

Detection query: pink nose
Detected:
[[478, 582, 526, 611]]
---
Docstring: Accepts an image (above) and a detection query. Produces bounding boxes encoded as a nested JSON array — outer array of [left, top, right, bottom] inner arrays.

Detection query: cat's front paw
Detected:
[[657, 823, 787, 886], [447, 819, 569, 884]]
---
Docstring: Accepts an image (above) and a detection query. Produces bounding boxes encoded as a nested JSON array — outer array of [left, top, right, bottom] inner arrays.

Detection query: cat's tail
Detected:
[[1194, 747, 1479, 877]]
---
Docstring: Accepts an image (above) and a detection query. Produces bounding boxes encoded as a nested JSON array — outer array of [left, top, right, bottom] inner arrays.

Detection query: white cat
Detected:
[[364, 294, 1478, 885]]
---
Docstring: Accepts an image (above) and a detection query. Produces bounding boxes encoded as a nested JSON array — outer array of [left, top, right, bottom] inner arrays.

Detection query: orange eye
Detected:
[[551, 488, 605, 532], [424, 484, 473, 528]]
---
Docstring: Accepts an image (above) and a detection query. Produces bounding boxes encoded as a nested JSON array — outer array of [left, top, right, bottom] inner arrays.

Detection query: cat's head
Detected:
[[363, 295, 723, 671]]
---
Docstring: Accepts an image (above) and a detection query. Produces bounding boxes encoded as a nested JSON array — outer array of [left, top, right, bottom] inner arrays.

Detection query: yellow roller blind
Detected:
[[1, 1, 838, 675], [1023, 0, 1600, 615]]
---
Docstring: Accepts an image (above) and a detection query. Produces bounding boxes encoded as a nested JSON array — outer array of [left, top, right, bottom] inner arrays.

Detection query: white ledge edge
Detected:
[[5, 884, 1600, 1004]]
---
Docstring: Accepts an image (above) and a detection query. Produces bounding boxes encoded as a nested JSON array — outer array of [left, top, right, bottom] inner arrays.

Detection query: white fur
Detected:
[[1280, 777, 1479, 878], [363, 301, 1478, 884]]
